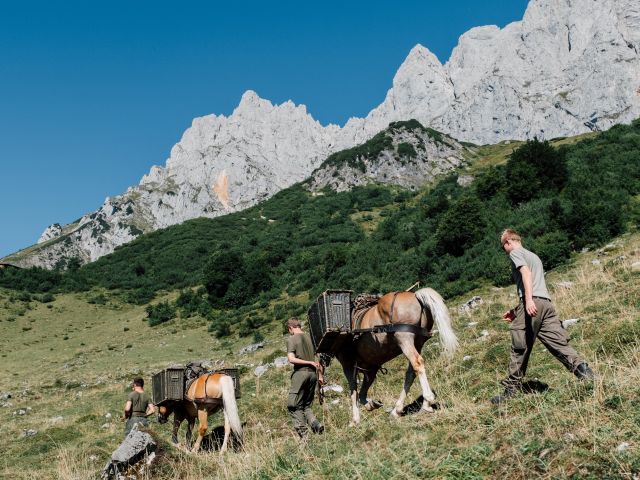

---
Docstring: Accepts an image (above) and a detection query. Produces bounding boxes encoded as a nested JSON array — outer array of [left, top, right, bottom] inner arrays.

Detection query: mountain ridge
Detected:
[[4, 0, 639, 268]]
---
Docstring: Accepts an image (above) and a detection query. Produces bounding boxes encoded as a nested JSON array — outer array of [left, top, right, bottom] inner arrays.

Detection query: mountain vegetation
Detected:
[[1, 120, 639, 338], [1, 120, 639, 479], [1, 232, 638, 479]]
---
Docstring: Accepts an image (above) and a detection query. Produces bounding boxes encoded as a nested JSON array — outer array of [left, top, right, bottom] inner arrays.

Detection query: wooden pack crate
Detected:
[[152, 366, 185, 405], [307, 290, 352, 354]]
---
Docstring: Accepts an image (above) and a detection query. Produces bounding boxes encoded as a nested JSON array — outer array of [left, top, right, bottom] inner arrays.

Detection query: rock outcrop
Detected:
[[5, 0, 639, 268], [309, 120, 467, 192]]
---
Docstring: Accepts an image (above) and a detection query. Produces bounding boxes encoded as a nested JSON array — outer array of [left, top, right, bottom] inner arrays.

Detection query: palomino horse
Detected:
[[157, 372, 242, 453], [330, 287, 458, 425]]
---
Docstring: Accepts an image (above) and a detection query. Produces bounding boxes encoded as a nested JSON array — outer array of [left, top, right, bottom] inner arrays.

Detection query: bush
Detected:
[[146, 301, 176, 327], [505, 139, 568, 205], [436, 196, 486, 256], [124, 287, 155, 305]]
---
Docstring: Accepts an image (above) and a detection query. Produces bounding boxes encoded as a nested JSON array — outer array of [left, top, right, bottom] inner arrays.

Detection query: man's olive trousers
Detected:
[[287, 368, 319, 436], [503, 298, 584, 389]]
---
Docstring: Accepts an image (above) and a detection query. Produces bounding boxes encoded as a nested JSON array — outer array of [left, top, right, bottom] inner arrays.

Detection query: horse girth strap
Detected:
[[353, 323, 432, 338]]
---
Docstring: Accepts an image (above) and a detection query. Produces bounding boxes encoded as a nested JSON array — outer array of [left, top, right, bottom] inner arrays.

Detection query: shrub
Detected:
[[146, 301, 176, 327], [436, 195, 486, 256], [397, 142, 417, 159], [505, 139, 568, 205]]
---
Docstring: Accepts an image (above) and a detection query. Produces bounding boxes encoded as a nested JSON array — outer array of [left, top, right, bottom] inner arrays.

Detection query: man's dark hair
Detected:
[[133, 377, 144, 388]]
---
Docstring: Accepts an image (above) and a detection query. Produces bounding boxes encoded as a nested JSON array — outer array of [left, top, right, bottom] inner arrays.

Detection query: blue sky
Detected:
[[0, 0, 529, 258]]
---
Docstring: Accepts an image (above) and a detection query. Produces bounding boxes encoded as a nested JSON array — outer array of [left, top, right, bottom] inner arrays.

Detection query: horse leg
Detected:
[[185, 417, 195, 450], [171, 412, 181, 444], [359, 369, 382, 412], [191, 408, 208, 453], [338, 356, 360, 426], [391, 362, 417, 418], [396, 333, 436, 413]]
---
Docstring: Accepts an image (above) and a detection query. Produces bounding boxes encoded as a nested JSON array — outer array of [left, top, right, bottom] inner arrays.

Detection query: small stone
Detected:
[[16, 409, 27, 416], [463, 355, 473, 362], [563, 433, 577, 443], [331, 399, 340, 405], [254, 365, 269, 377], [562, 318, 580, 328], [458, 296, 483, 315], [539, 448, 551, 459], [555, 281, 574, 289], [631, 261, 640, 273], [592, 259, 601, 266], [101, 423, 110, 429], [105, 412, 112, 419], [273, 357, 289, 367], [467, 322, 478, 328], [89, 455, 98, 462], [22, 429, 38, 437], [479, 330, 490, 338], [321, 383, 344, 394], [238, 342, 265, 355], [50, 416, 64, 423], [457, 175, 474, 187], [616, 442, 631, 453]]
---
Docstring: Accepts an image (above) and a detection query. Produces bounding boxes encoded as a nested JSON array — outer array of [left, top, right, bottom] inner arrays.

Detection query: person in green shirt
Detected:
[[123, 377, 155, 436], [286, 318, 324, 439]]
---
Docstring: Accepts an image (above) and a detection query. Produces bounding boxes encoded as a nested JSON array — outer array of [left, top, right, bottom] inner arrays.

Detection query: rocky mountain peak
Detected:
[[5, 0, 639, 268]]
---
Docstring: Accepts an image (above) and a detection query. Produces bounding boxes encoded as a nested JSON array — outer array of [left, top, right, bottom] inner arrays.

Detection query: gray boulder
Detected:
[[102, 428, 157, 480]]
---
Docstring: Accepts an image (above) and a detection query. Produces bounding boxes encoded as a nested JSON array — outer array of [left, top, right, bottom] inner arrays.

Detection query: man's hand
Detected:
[[525, 297, 538, 316], [502, 309, 515, 323]]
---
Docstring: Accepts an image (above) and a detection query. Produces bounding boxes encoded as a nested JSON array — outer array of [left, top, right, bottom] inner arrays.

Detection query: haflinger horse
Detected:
[[330, 287, 458, 426], [157, 372, 242, 453]]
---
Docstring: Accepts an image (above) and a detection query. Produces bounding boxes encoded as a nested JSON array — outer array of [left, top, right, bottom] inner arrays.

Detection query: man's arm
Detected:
[[123, 400, 132, 419], [519, 265, 538, 316], [287, 352, 320, 370], [145, 402, 156, 417]]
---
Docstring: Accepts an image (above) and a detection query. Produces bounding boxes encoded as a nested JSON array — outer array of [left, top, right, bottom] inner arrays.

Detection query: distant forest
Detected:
[[2, 119, 639, 337]]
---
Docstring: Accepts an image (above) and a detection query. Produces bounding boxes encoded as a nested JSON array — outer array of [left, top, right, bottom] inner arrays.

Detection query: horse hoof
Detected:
[[364, 400, 383, 411], [390, 409, 402, 419], [421, 405, 435, 413], [348, 421, 359, 427]]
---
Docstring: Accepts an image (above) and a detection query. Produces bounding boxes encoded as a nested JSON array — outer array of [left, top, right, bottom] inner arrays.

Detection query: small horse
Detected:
[[330, 287, 458, 425], [157, 372, 242, 453]]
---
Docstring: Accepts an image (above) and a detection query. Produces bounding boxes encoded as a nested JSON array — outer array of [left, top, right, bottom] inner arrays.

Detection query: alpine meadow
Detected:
[[1, 119, 639, 479], [2, 0, 640, 478]]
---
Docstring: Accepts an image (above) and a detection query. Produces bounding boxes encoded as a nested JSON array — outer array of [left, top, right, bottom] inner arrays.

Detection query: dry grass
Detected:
[[1, 234, 639, 479]]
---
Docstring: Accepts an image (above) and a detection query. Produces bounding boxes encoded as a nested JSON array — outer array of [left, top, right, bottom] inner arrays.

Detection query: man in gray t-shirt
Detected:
[[491, 229, 594, 404]]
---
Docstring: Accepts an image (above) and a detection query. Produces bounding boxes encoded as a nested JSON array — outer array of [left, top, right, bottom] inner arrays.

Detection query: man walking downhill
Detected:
[[491, 229, 594, 404], [286, 318, 324, 439], [123, 377, 156, 436]]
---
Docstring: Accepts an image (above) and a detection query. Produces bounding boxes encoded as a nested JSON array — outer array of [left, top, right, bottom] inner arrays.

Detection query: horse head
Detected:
[[157, 403, 173, 424]]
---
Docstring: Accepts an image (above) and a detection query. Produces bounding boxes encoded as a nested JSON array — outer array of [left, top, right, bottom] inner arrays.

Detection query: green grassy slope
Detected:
[[1, 233, 638, 479]]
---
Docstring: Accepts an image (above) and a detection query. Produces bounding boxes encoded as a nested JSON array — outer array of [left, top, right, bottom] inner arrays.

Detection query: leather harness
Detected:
[[353, 291, 432, 340]]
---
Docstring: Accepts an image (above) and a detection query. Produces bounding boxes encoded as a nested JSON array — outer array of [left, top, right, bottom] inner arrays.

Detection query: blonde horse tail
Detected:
[[415, 287, 458, 358], [221, 375, 243, 444]]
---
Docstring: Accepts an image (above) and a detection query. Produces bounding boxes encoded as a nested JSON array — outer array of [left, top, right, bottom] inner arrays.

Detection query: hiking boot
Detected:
[[490, 387, 518, 405], [574, 363, 595, 381], [310, 421, 324, 434]]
